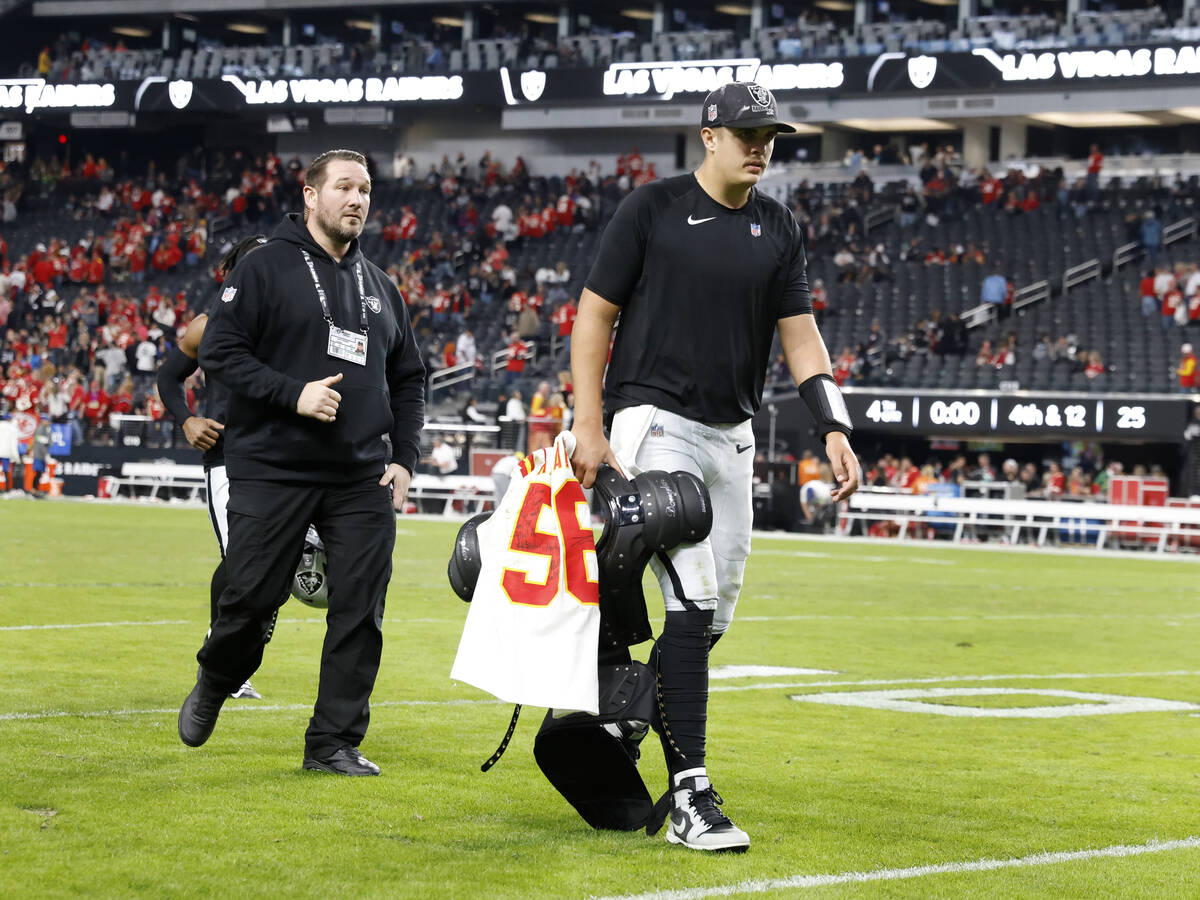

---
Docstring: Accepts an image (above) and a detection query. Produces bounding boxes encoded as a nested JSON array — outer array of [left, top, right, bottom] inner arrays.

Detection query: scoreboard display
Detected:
[[836, 389, 1192, 441]]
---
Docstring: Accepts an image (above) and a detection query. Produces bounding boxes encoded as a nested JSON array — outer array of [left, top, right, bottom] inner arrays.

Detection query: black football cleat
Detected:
[[302, 746, 381, 776], [178, 677, 228, 747]]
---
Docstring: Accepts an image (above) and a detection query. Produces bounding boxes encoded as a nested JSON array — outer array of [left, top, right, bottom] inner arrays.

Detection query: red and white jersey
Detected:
[[451, 432, 600, 712]]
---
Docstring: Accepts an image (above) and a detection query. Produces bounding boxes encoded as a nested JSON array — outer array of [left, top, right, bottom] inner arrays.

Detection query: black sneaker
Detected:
[[666, 772, 750, 852], [178, 676, 228, 747], [302, 746, 381, 776]]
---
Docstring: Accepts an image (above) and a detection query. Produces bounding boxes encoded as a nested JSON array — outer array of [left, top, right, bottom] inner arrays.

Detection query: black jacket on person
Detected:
[[199, 213, 425, 483]]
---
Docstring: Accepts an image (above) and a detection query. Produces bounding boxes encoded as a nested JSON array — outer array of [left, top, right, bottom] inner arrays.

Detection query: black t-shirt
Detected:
[[585, 172, 812, 424]]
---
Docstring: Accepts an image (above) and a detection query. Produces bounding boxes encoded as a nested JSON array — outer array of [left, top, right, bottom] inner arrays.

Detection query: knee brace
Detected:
[[591, 465, 712, 651]]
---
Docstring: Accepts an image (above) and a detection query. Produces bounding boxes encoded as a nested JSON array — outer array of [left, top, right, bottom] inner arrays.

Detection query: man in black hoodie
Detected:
[[178, 149, 425, 776]]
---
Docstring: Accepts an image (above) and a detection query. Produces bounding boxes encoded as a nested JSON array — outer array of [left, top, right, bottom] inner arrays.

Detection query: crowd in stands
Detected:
[[788, 142, 1200, 392], [15, 6, 1200, 84], [864, 450, 1166, 501], [0, 148, 307, 444], [2, 135, 1197, 460], [0, 142, 656, 450]]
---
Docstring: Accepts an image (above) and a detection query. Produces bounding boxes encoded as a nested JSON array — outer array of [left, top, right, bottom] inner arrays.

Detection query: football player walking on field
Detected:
[[570, 82, 860, 852]]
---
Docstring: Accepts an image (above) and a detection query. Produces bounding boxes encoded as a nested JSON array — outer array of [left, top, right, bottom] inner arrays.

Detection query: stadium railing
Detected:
[[429, 362, 477, 401], [104, 461, 206, 502], [407, 474, 494, 515], [840, 489, 1200, 552]]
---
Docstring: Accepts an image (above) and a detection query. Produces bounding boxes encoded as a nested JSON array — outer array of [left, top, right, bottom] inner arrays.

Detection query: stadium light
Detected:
[[1028, 111, 1159, 127], [112, 26, 152, 38], [621, 8, 655, 20], [524, 12, 559, 25], [346, 19, 375, 31], [432, 16, 464, 27], [716, 4, 753, 14], [838, 117, 955, 131], [814, 0, 853, 10], [228, 23, 268, 35]]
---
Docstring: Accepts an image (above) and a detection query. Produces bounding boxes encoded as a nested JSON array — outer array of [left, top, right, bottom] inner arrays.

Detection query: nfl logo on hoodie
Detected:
[[750, 223, 761, 237]]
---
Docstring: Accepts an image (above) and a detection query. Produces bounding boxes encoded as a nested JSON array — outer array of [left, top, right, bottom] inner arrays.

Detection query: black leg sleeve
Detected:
[[651, 608, 714, 778]]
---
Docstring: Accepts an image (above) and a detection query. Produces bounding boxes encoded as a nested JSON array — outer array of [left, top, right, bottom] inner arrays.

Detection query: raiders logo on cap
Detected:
[[748, 83, 771, 109]]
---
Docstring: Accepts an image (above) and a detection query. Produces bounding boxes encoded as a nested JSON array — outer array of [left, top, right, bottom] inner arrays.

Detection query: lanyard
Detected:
[[300, 249, 368, 334]]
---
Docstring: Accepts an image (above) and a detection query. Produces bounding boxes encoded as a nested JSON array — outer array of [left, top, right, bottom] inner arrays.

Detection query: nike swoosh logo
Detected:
[[671, 809, 692, 839], [736, 444, 752, 454], [687, 215, 716, 225]]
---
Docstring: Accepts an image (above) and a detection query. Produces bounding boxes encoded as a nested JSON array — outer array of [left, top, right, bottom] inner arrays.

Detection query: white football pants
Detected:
[[609, 405, 753, 635]]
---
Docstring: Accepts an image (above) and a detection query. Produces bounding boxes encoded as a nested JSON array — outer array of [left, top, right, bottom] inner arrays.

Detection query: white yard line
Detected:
[[736, 612, 1200, 623], [0, 617, 456, 632], [5, 670, 1198, 722], [710, 670, 1200, 694], [0, 619, 191, 631], [588, 836, 1200, 900], [0, 697, 506, 722]]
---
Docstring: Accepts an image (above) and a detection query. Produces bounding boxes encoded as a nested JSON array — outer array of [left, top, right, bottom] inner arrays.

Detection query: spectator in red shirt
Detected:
[[810, 278, 828, 323], [556, 194, 575, 228], [552, 298, 576, 357], [980, 171, 1001, 206], [129, 244, 146, 282], [1086, 143, 1103, 198], [1139, 269, 1158, 317], [110, 376, 134, 416], [86, 254, 105, 285], [1041, 461, 1066, 497], [505, 332, 529, 386], [152, 244, 172, 273], [398, 206, 417, 240], [833, 346, 855, 386], [33, 253, 57, 287], [83, 380, 110, 440]]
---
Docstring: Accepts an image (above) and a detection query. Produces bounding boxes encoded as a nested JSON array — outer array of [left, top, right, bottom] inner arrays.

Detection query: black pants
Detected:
[[197, 476, 396, 757]]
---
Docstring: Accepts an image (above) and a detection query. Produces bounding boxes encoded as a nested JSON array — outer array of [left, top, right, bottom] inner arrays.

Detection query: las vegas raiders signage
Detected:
[[9, 42, 1200, 119]]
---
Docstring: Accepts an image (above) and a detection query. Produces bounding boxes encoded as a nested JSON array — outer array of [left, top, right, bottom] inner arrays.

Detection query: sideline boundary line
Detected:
[[5, 670, 1199, 722], [0, 697, 506, 722], [0, 619, 190, 632], [587, 836, 1200, 900]]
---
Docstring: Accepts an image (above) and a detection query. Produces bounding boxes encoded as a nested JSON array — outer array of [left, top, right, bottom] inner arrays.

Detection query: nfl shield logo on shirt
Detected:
[[221, 286, 237, 303], [750, 223, 761, 237], [650, 423, 664, 438]]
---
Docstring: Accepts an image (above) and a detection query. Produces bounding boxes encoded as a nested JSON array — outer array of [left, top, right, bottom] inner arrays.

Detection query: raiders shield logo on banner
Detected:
[[520, 70, 546, 102], [906, 56, 937, 90], [168, 79, 194, 110]]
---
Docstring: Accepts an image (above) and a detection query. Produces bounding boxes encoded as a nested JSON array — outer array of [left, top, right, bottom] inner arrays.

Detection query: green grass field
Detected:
[[2, 500, 1199, 898]]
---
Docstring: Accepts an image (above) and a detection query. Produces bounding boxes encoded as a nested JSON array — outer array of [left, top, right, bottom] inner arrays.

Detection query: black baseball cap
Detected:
[[700, 81, 796, 133]]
